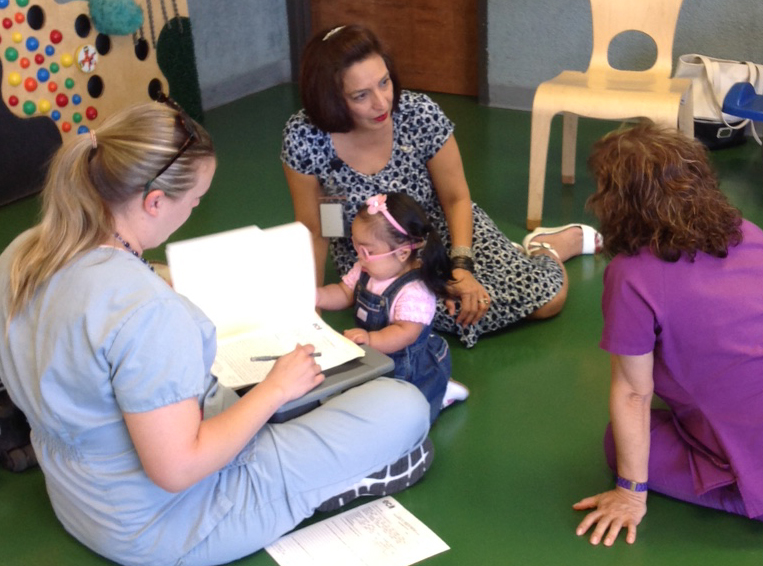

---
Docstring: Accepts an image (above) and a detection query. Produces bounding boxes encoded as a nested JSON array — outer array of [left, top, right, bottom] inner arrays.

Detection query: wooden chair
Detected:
[[526, 0, 693, 230]]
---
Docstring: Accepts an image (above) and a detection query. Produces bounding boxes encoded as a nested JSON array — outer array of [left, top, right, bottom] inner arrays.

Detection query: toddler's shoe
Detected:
[[441, 378, 470, 409]]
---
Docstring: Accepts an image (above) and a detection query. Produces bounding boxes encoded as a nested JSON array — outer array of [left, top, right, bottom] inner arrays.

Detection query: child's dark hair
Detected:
[[358, 192, 453, 297]]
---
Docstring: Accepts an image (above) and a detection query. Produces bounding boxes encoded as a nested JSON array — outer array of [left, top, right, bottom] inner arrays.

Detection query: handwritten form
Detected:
[[266, 497, 449, 566], [166, 222, 364, 389], [210, 313, 363, 388]]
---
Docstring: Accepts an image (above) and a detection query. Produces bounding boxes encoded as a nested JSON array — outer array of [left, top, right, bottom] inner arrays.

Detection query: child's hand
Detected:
[[344, 328, 370, 345]]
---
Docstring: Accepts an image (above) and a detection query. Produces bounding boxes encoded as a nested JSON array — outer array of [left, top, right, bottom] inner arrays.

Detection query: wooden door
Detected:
[[309, 0, 478, 96]]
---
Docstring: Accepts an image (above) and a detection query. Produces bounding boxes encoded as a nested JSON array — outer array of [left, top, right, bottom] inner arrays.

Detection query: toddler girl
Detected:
[[317, 193, 469, 423]]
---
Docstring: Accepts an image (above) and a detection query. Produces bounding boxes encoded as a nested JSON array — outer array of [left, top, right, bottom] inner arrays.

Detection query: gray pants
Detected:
[[178, 377, 431, 566]]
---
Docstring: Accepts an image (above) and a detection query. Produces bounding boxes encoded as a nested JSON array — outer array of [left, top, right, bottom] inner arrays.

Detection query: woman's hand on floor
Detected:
[[572, 489, 647, 546]]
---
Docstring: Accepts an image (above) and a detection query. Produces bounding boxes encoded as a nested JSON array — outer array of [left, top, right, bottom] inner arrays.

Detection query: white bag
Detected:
[[674, 54, 763, 126]]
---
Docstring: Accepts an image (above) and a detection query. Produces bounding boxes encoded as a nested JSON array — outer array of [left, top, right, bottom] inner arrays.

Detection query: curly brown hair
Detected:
[[586, 123, 742, 261]]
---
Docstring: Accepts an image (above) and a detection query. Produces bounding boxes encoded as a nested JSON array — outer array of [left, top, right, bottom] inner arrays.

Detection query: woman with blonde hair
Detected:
[[574, 123, 763, 546], [0, 99, 432, 566]]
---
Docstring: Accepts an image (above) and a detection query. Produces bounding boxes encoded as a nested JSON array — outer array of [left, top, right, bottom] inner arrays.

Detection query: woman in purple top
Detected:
[[573, 124, 763, 546]]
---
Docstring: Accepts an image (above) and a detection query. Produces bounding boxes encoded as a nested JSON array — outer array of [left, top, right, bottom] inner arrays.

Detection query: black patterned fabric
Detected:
[[281, 91, 564, 347]]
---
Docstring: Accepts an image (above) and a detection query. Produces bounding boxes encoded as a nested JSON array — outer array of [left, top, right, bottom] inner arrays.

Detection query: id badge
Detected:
[[320, 202, 345, 238]]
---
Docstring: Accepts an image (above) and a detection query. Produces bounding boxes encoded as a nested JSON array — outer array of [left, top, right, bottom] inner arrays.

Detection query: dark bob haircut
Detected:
[[299, 24, 402, 133], [586, 122, 742, 262]]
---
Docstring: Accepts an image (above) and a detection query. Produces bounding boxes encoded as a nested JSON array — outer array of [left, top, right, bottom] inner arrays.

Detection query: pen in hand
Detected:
[[250, 353, 322, 362]]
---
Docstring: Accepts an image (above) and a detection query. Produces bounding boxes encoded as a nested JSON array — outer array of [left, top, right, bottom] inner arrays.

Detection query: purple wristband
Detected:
[[616, 476, 648, 492]]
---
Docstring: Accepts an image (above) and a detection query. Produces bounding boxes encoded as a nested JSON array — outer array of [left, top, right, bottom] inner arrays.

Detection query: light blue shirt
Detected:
[[0, 233, 231, 566]]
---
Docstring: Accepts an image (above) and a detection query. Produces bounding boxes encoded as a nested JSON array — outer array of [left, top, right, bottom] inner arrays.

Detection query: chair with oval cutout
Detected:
[[526, 0, 693, 230]]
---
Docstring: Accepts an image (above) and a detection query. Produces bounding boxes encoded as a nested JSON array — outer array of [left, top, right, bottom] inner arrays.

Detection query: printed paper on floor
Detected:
[[265, 497, 449, 566]]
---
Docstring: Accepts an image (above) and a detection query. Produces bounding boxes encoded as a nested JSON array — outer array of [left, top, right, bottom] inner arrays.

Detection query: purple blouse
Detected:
[[600, 219, 763, 517]]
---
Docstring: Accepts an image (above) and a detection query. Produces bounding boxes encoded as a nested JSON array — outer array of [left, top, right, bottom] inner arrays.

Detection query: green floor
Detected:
[[2, 85, 763, 565]]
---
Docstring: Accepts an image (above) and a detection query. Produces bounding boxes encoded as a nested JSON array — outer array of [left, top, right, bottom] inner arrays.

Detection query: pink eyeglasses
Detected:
[[357, 194, 424, 261], [354, 240, 424, 262]]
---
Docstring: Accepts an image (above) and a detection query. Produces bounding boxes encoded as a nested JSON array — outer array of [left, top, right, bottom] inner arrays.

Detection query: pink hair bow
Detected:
[[366, 194, 408, 235]]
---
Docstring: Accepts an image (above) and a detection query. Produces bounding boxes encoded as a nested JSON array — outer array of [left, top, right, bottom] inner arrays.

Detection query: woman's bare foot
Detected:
[[529, 227, 584, 262]]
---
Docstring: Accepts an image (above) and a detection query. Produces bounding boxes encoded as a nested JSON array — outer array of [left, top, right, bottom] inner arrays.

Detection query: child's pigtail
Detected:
[[418, 226, 453, 298]]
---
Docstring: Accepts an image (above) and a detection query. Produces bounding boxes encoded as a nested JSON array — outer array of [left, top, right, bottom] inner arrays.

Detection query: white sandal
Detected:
[[525, 241, 560, 259], [522, 223, 602, 256]]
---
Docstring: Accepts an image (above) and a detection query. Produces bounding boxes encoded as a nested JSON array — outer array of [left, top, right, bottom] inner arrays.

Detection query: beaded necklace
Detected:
[[113, 232, 155, 272]]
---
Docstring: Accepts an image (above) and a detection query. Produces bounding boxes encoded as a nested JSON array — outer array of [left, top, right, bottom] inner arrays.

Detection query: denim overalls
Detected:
[[353, 269, 451, 423]]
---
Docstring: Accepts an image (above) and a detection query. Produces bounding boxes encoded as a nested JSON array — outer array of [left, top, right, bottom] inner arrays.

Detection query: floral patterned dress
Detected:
[[281, 91, 564, 347]]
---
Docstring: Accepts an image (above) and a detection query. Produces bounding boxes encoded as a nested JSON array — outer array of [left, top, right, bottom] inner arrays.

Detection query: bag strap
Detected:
[[744, 62, 763, 144], [697, 55, 763, 144]]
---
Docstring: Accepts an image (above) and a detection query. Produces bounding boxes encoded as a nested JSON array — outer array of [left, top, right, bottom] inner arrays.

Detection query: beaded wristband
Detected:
[[451, 256, 475, 273], [616, 476, 648, 492], [449, 245, 474, 260]]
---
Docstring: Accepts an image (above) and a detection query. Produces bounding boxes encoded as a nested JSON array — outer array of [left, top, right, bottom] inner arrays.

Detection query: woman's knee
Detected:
[[327, 377, 430, 433], [528, 279, 568, 320], [370, 378, 431, 429]]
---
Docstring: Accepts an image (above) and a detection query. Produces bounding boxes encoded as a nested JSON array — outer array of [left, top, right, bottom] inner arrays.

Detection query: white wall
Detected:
[[486, 0, 763, 110], [187, 0, 291, 110], [185, 0, 763, 112]]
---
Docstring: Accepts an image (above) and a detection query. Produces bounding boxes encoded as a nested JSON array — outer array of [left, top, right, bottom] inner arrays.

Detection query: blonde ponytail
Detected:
[[6, 101, 215, 324]]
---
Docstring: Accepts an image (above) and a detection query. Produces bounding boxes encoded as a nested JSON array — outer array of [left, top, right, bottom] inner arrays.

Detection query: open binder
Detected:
[[166, 222, 367, 390]]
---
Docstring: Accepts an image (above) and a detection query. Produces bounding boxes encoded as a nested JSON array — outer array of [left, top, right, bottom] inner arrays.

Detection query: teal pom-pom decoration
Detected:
[[89, 0, 144, 36]]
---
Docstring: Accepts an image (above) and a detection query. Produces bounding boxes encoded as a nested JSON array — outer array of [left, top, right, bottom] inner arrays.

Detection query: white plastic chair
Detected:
[[526, 0, 693, 230]]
